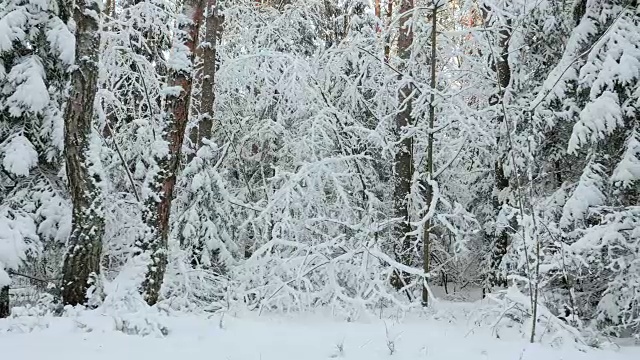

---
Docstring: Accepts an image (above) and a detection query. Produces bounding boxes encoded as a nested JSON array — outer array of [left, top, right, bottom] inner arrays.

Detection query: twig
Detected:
[[8, 270, 56, 284], [96, 122, 141, 202], [127, 38, 159, 140]]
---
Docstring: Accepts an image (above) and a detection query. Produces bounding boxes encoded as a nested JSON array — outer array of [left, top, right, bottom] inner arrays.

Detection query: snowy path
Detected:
[[1, 309, 639, 360]]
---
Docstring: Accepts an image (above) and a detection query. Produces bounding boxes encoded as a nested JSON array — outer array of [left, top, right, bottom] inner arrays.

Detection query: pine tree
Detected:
[[533, 0, 640, 335], [138, 0, 205, 305], [0, 0, 74, 311], [61, 0, 106, 306]]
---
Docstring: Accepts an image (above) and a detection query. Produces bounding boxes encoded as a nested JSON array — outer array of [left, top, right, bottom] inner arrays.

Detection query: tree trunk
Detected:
[[61, 0, 105, 307], [185, 0, 223, 266], [0, 285, 9, 318], [138, 0, 205, 305], [105, 0, 115, 17], [573, 0, 587, 26], [198, 0, 223, 147], [187, 0, 222, 163], [487, 159, 509, 290], [384, 0, 393, 63], [422, 3, 438, 307], [390, 0, 414, 292], [483, 4, 512, 293]]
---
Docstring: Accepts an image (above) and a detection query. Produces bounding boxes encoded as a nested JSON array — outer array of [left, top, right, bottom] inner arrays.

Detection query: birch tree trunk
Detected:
[[390, 0, 414, 292], [138, 0, 205, 305], [61, 0, 105, 306]]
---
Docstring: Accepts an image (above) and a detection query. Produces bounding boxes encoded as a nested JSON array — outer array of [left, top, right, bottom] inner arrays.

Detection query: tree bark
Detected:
[[422, 2, 438, 307], [0, 285, 9, 318], [185, 0, 223, 266], [482, 4, 512, 293], [573, 0, 587, 26], [105, 0, 115, 17], [61, 0, 105, 306], [390, 0, 414, 292], [384, 0, 393, 63], [138, 0, 205, 305], [198, 0, 223, 147]]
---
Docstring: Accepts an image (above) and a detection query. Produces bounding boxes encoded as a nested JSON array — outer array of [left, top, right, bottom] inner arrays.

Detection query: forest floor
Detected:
[[2, 295, 640, 360]]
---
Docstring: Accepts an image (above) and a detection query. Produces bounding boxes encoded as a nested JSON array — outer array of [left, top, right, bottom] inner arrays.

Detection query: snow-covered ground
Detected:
[[2, 300, 639, 360]]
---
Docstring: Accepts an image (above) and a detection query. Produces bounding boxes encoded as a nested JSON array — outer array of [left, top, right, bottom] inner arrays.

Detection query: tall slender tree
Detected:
[[390, 0, 415, 291], [138, 0, 205, 305], [421, 1, 440, 307], [481, 1, 512, 293], [182, 0, 224, 266]]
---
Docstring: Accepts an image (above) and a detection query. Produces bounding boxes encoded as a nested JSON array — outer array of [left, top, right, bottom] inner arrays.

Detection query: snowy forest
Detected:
[[1, 0, 640, 353]]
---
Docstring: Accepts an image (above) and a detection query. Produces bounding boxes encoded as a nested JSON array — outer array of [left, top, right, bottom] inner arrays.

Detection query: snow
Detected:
[[0, 208, 37, 286], [46, 18, 75, 65], [161, 86, 185, 97], [0, 9, 27, 53], [1, 305, 639, 360], [166, 15, 194, 74], [0, 0, 638, 352], [34, 188, 72, 243], [28, 0, 49, 10], [5, 56, 50, 116], [560, 162, 605, 228], [568, 91, 623, 154], [2, 135, 38, 177], [612, 130, 640, 187]]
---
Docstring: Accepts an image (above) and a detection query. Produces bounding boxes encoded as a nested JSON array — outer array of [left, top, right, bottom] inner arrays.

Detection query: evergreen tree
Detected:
[[0, 0, 74, 313]]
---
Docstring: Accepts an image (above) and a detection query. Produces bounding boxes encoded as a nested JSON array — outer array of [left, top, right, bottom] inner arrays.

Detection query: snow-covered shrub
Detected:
[[0, 304, 52, 333], [483, 286, 587, 348], [167, 0, 419, 316], [0, 208, 38, 287], [112, 308, 170, 337], [102, 257, 171, 336]]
